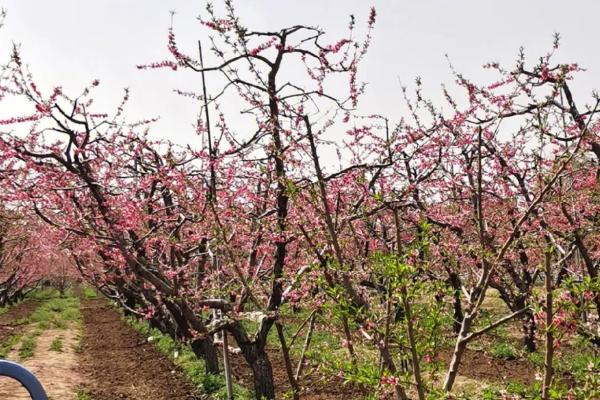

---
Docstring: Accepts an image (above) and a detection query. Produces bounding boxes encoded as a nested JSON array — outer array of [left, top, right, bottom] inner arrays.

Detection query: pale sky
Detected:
[[1, 0, 599, 147]]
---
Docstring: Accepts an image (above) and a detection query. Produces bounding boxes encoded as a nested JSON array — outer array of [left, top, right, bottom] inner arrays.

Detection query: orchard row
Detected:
[[0, 3, 599, 399]]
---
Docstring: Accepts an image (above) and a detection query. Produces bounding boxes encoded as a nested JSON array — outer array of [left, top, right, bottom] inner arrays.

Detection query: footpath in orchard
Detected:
[[78, 298, 199, 400], [0, 295, 200, 400]]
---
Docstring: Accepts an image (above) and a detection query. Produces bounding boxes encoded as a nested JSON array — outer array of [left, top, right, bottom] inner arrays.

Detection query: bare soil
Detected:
[[226, 341, 366, 399], [78, 298, 201, 400], [455, 349, 535, 386], [0, 301, 40, 343]]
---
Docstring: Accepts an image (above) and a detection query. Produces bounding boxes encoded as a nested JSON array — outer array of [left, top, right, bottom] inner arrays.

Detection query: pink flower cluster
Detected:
[[249, 37, 278, 56], [201, 18, 234, 32], [137, 61, 179, 71], [380, 375, 400, 386]]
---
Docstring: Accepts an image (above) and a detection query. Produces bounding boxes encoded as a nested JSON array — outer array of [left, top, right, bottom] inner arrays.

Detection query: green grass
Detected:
[[75, 389, 93, 400], [491, 342, 518, 360], [25, 287, 61, 301], [0, 334, 22, 358], [18, 330, 42, 360], [82, 287, 98, 299], [526, 351, 544, 368], [50, 336, 63, 352], [28, 297, 81, 329]]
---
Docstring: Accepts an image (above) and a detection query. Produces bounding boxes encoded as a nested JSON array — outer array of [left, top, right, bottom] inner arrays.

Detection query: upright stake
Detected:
[[212, 256, 233, 399], [199, 40, 232, 399], [542, 250, 554, 400], [222, 323, 234, 400], [198, 40, 216, 201]]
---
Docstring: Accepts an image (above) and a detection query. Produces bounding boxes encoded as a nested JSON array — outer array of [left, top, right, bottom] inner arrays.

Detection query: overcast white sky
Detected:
[[1, 0, 599, 147]]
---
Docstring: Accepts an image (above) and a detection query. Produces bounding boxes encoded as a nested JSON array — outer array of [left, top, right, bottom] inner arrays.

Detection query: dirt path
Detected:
[[0, 326, 81, 399], [78, 298, 200, 400], [0, 297, 202, 399], [0, 301, 40, 343]]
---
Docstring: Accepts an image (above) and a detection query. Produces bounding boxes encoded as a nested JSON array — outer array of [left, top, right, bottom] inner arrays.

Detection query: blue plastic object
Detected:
[[0, 360, 48, 400]]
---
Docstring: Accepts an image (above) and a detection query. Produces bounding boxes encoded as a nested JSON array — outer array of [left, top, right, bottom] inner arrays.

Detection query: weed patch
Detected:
[[28, 297, 81, 329], [50, 336, 63, 352], [0, 334, 22, 358], [491, 342, 517, 360], [75, 390, 92, 400], [82, 287, 97, 299], [18, 330, 42, 361]]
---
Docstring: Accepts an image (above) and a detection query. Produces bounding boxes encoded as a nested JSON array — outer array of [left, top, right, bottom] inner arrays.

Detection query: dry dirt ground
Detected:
[[227, 343, 366, 400], [0, 327, 81, 399], [78, 298, 200, 400], [0, 301, 40, 343], [0, 299, 201, 400]]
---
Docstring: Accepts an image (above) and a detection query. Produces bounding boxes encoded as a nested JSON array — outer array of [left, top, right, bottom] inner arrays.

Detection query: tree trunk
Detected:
[[542, 251, 554, 400], [121, 291, 137, 317], [521, 309, 536, 352], [163, 301, 220, 374], [249, 346, 275, 400], [229, 321, 277, 399], [191, 337, 220, 374], [342, 316, 357, 366], [295, 312, 316, 380], [448, 271, 464, 335], [443, 314, 473, 391]]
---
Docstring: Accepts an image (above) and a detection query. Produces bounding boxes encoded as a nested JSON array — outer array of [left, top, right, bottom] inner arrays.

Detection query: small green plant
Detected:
[[481, 387, 501, 400], [71, 341, 83, 354], [50, 336, 63, 352], [526, 351, 544, 368], [559, 352, 600, 399], [82, 287, 97, 299], [75, 389, 92, 400], [0, 334, 22, 358], [26, 288, 60, 301], [491, 342, 517, 360], [506, 380, 528, 395], [19, 331, 41, 360]]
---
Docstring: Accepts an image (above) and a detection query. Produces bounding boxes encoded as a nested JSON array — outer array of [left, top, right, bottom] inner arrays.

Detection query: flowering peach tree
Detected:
[[1, 3, 600, 400]]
